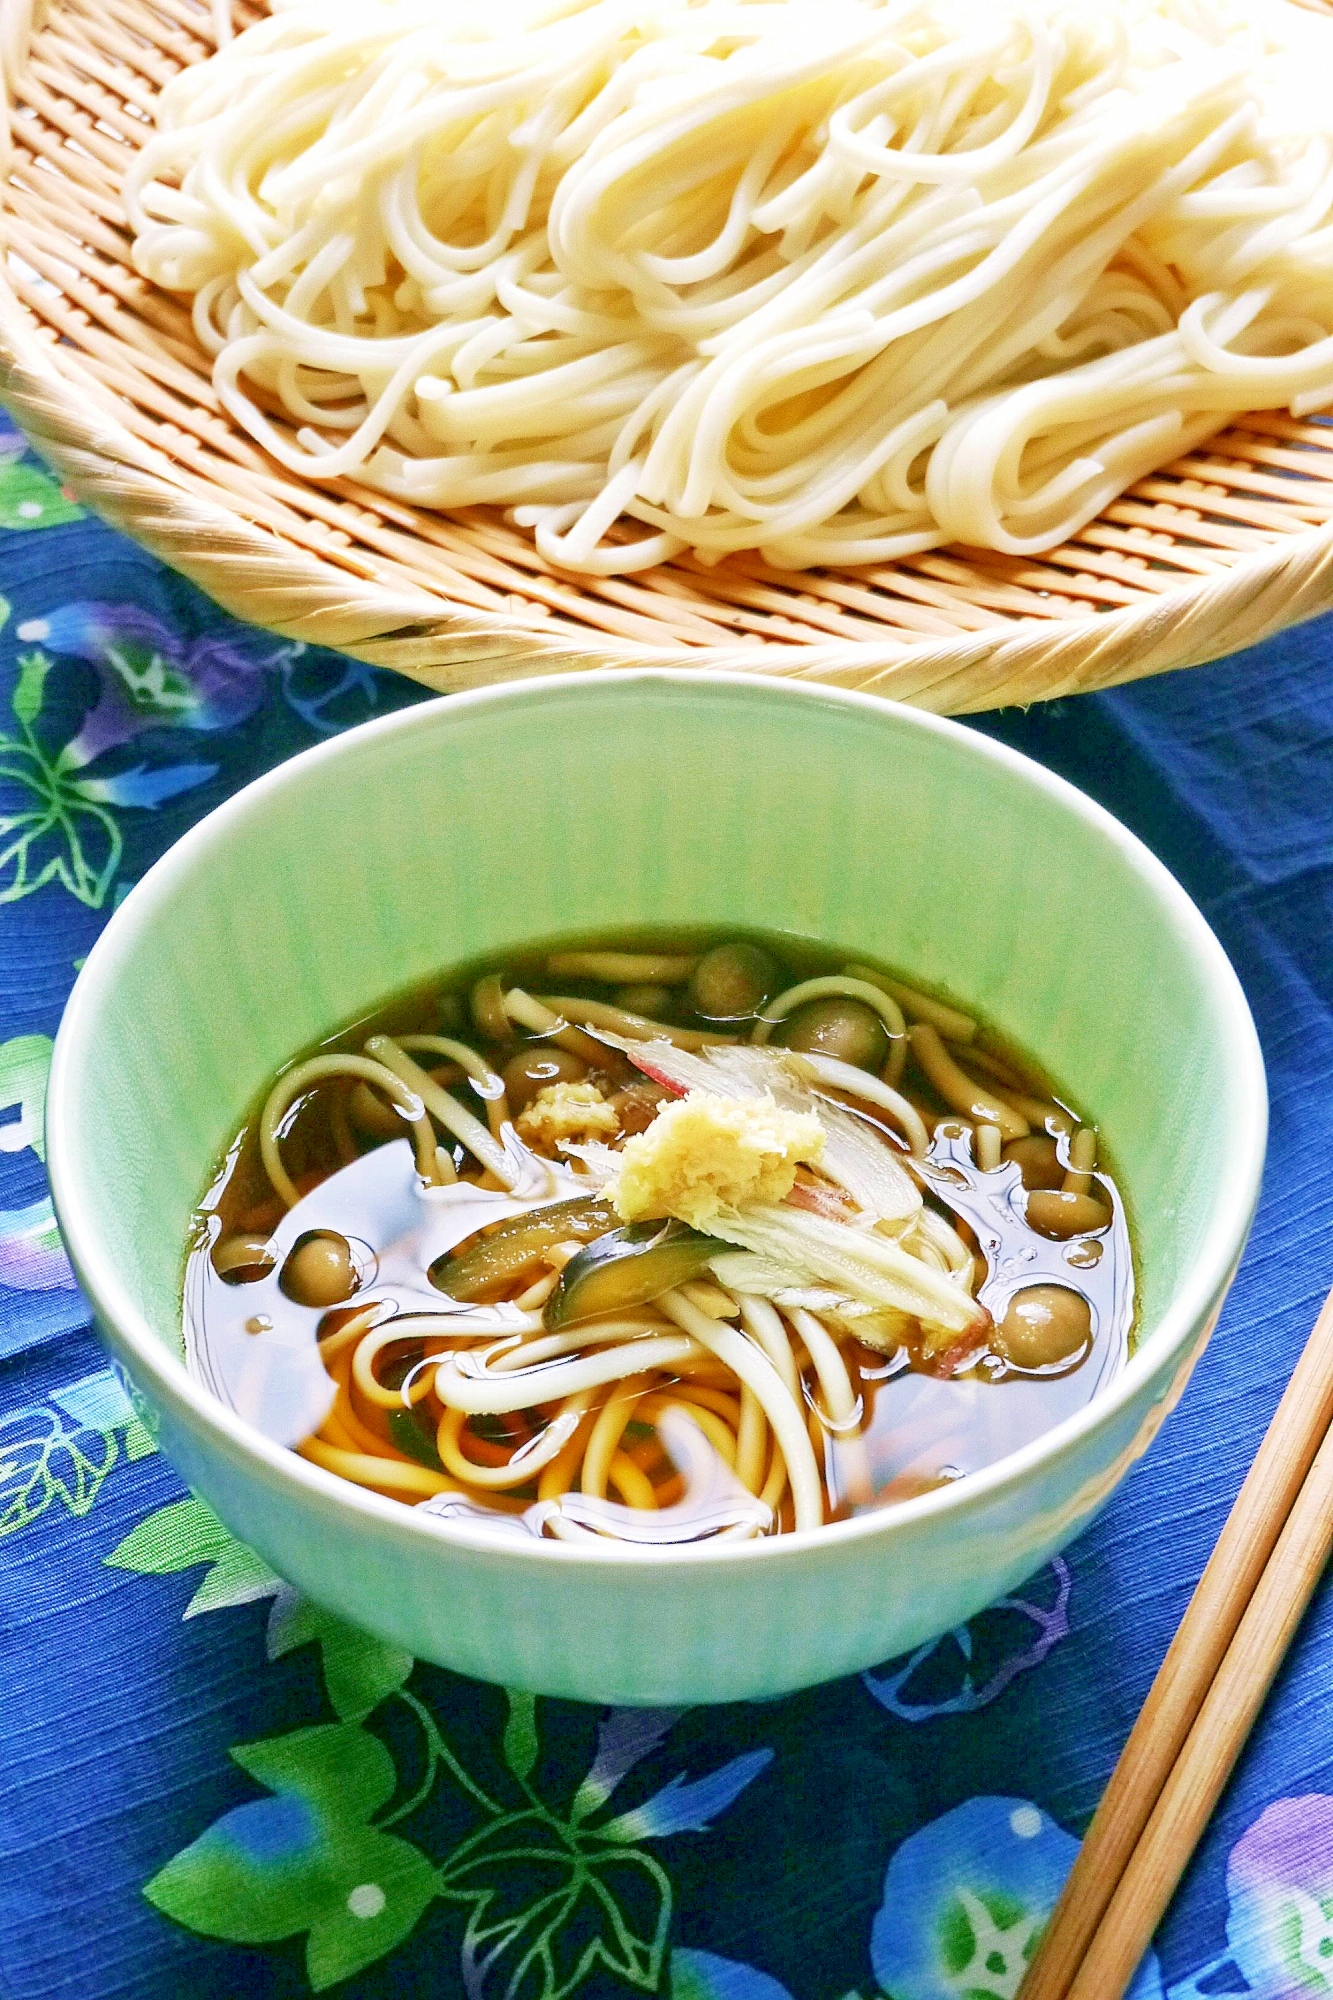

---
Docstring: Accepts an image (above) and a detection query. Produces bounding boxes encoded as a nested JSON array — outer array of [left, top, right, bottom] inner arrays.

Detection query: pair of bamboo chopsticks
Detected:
[[1018, 1282, 1333, 2000]]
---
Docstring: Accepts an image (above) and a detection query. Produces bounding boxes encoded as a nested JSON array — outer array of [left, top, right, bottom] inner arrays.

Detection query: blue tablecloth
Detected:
[[2, 413, 1330, 2000]]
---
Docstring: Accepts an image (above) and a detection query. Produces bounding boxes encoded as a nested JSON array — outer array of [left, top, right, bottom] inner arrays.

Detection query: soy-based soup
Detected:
[[186, 931, 1134, 1544]]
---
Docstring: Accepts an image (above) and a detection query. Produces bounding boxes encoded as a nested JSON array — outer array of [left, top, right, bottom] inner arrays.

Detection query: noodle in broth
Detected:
[[185, 931, 1135, 1544]]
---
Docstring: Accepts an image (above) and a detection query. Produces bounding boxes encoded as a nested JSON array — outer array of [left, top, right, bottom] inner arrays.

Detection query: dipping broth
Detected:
[[185, 931, 1135, 1544]]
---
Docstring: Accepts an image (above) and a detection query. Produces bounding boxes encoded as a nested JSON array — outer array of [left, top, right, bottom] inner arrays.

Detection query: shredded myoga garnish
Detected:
[[186, 933, 1135, 1544], [127, 0, 1333, 575]]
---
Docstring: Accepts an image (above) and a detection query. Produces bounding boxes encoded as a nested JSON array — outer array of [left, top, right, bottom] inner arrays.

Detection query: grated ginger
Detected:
[[516, 1081, 620, 1152], [607, 1090, 824, 1230]]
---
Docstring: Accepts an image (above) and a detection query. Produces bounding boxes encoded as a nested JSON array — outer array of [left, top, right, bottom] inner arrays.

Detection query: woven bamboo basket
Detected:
[[5, 0, 1333, 711]]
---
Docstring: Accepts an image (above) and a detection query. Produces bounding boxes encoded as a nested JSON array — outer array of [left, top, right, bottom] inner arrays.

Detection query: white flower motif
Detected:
[[943, 1887, 1040, 2000]]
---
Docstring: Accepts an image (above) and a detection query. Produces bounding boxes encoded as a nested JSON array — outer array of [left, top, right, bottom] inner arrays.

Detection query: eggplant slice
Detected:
[[545, 1220, 717, 1328]]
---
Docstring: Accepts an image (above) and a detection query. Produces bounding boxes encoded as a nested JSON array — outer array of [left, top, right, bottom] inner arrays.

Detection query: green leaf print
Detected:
[[441, 1813, 671, 2000], [146, 1722, 436, 1990], [0, 457, 81, 531], [2, 1404, 116, 1535], [233, 1722, 400, 1820], [503, 1688, 541, 1784], [106, 1495, 282, 1616], [267, 1593, 414, 1721], [0, 1033, 52, 1162], [11, 648, 48, 730], [0, 794, 121, 906], [0, 645, 123, 908], [0, 662, 123, 905], [2, 1369, 155, 1540]]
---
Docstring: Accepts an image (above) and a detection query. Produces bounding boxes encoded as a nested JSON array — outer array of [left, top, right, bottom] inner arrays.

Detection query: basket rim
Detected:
[[5, 0, 1333, 709]]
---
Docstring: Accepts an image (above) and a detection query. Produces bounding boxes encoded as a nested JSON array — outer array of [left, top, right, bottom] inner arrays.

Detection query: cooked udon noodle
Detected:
[[128, 0, 1333, 574], [192, 938, 1133, 1541]]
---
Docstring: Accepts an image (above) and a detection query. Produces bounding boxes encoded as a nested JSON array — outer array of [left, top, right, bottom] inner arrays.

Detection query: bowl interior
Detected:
[[58, 674, 1256, 1380]]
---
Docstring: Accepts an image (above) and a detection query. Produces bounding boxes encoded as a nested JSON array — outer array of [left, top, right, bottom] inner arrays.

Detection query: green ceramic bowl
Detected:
[[46, 672, 1266, 1704]]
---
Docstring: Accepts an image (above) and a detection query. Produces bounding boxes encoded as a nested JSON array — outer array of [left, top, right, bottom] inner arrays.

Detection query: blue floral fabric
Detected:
[[4, 404, 1333, 2000]]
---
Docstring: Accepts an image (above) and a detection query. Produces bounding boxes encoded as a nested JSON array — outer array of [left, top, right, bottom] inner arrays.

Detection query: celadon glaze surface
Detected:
[[46, 672, 1266, 1703]]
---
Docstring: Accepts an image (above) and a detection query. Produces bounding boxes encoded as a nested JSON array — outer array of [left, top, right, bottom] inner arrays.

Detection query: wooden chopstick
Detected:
[[1065, 1412, 1333, 1995], [1019, 1280, 1333, 2000]]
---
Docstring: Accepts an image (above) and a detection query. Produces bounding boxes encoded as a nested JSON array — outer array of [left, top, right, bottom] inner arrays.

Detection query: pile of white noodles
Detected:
[[126, 0, 1333, 575]]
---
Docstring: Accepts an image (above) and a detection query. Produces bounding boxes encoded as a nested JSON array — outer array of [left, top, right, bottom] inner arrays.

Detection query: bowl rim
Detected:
[[47, 667, 1268, 1571]]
